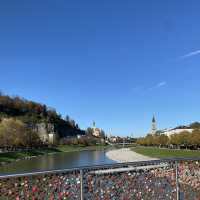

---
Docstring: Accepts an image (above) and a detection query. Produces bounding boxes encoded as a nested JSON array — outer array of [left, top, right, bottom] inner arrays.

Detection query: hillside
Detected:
[[0, 92, 85, 139]]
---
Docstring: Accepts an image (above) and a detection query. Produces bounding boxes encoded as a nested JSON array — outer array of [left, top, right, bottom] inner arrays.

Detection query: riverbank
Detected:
[[132, 147, 200, 158], [106, 148, 157, 162], [0, 145, 108, 165]]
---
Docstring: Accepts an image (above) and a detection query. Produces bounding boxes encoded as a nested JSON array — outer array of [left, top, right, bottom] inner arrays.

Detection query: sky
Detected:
[[0, 0, 200, 137]]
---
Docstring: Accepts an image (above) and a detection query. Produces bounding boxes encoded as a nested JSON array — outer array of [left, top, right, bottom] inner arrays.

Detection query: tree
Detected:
[[190, 122, 200, 129], [75, 123, 79, 129], [178, 131, 191, 147], [65, 115, 70, 122], [145, 134, 154, 146], [0, 118, 25, 147], [86, 127, 93, 136], [170, 134, 180, 146], [157, 134, 169, 146], [136, 137, 146, 145], [0, 118, 41, 148], [190, 129, 200, 147]]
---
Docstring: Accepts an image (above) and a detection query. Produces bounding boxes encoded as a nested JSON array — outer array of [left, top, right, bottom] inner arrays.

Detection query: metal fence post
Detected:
[[80, 169, 84, 200], [175, 161, 179, 200]]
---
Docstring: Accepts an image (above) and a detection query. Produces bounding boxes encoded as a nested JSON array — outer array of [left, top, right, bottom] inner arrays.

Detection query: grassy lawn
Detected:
[[132, 147, 200, 159], [0, 145, 108, 164], [0, 148, 60, 163]]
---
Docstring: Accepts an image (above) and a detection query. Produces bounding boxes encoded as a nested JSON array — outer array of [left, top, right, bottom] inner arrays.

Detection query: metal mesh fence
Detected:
[[178, 160, 200, 200], [0, 170, 81, 200], [83, 161, 177, 200], [0, 159, 199, 200]]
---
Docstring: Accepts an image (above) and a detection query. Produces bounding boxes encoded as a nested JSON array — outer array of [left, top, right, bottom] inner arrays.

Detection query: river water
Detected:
[[0, 150, 115, 175]]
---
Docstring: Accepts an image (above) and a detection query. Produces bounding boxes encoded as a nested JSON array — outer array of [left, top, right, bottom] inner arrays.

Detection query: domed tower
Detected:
[[151, 116, 157, 134]]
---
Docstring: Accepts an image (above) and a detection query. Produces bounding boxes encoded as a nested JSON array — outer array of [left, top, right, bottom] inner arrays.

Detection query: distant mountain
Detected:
[[0, 92, 85, 139]]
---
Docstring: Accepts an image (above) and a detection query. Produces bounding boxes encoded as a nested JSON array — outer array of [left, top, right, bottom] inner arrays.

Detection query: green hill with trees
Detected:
[[0, 92, 85, 149]]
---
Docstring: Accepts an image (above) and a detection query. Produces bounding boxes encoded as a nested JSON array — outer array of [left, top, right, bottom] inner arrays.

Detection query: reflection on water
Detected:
[[0, 150, 115, 175]]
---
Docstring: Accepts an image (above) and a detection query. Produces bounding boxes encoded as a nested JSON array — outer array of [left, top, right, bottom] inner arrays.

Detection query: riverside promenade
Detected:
[[106, 148, 158, 162]]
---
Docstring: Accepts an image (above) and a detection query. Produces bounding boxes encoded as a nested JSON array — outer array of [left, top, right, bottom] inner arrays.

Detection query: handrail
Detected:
[[0, 157, 199, 179]]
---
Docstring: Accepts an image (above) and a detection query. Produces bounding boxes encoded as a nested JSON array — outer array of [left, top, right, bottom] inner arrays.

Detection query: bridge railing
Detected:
[[0, 158, 199, 200]]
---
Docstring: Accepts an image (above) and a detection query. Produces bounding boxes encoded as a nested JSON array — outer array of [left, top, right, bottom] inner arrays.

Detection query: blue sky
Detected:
[[0, 0, 200, 137]]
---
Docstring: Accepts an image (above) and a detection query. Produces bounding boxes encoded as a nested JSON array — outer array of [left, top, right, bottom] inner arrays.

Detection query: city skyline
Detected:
[[0, 1, 200, 136]]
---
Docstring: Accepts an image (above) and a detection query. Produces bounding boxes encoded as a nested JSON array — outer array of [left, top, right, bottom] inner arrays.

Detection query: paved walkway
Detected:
[[106, 148, 158, 163]]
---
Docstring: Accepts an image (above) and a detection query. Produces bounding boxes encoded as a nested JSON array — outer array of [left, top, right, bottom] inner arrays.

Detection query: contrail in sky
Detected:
[[180, 50, 200, 59]]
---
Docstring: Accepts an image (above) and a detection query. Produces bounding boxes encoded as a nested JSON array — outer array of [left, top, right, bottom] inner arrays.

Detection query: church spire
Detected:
[[152, 115, 156, 123], [151, 115, 157, 134]]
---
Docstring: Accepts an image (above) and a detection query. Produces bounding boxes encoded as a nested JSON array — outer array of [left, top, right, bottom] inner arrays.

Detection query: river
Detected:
[[0, 149, 115, 175]]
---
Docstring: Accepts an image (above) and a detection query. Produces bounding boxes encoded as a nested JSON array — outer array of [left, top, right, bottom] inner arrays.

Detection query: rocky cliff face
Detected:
[[32, 123, 55, 142], [32, 122, 85, 143]]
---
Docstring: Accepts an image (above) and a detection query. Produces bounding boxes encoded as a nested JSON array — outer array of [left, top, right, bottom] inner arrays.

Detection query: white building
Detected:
[[163, 128, 193, 137], [92, 121, 104, 138]]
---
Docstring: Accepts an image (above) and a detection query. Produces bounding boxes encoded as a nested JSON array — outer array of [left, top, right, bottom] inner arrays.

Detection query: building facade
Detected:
[[91, 121, 105, 138], [162, 128, 193, 137]]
